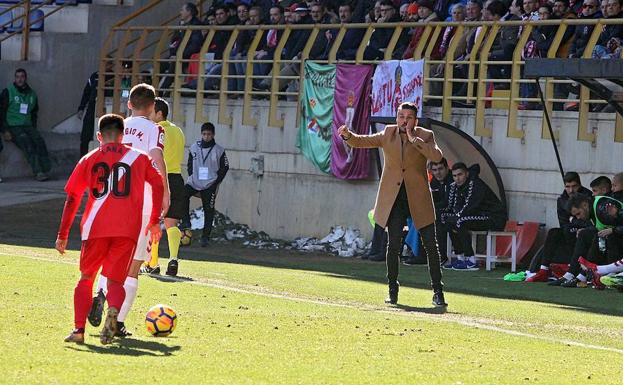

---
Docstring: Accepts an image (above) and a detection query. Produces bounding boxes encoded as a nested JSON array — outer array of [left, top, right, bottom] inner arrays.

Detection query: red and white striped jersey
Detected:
[[60, 143, 163, 241]]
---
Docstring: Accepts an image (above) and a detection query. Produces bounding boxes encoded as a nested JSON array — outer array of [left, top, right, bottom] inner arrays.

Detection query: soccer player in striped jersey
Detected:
[[142, 97, 186, 276], [56, 114, 163, 344], [91, 84, 170, 336]]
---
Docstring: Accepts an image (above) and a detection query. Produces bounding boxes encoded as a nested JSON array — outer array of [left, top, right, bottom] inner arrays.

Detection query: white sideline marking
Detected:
[[11, 252, 623, 355]]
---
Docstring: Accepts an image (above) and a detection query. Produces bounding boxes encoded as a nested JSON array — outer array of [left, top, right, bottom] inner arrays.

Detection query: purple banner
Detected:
[[330, 64, 374, 179]]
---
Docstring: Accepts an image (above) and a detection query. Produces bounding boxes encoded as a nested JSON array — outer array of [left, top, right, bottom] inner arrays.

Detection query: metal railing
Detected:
[[96, 18, 623, 142]]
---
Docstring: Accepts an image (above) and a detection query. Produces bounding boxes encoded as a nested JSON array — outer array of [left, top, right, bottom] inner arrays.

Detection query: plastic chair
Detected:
[[484, 221, 540, 272]]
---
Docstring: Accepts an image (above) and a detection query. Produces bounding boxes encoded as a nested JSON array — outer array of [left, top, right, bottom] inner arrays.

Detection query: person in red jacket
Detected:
[[56, 114, 164, 345]]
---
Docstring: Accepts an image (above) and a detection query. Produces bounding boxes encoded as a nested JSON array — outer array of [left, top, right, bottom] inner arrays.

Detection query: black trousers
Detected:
[[568, 228, 598, 276], [530, 228, 576, 272], [182, 184, 217, 238], [385, 184, 443, 292], [80, 108, 95, 157]]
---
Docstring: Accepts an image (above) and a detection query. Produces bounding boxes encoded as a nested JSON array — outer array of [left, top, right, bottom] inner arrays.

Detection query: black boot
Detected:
[[432, 290, 447, 307], [385, 281, 399, 304]]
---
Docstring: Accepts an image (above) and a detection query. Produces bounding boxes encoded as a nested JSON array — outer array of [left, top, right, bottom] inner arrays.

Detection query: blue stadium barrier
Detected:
[[0, 7, 12, 33], [7, 8, 44, 32]]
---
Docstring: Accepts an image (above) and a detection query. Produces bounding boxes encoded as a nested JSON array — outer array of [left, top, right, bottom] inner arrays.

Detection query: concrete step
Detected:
[[0, 131, 80, 180]]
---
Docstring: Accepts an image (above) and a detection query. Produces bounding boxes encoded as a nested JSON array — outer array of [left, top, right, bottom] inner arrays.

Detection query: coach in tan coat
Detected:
[[339, 102, 446, 307]]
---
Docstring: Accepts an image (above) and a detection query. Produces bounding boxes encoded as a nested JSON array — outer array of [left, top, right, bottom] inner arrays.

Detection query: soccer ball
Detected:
[[145, 304, 177, 337], [180, 228, 192, 246]]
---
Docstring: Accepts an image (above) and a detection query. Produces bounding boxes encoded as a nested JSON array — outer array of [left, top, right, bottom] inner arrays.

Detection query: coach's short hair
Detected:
[[398, 102, 418, 115], [154, 97, 169, 120], [129, 83, 156, 110], [98, 114, 125, 135]]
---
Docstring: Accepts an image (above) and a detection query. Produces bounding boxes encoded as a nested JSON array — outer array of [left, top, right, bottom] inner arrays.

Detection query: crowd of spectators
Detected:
[[162, 0, 623, 107]]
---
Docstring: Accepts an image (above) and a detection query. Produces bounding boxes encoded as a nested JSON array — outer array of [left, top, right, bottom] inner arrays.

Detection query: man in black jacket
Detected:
[[441, 162, 508, 270], [526, 171, 592, 282]]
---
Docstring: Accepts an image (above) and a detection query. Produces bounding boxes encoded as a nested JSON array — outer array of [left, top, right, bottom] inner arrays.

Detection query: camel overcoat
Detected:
[[346, 124, 443, 229]]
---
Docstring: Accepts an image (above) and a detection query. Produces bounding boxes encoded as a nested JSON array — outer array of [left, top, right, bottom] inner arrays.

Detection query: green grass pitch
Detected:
[[2, 243, 623, 385]]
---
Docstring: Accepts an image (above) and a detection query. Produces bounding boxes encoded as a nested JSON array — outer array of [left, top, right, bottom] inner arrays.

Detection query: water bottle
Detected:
[[598, 237, 606, 252]]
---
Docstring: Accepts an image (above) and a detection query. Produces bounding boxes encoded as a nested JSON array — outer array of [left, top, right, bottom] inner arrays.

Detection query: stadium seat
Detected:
[[0, 7, 12, 33], [7, 9, 44, 32], [185, 53, 200, 83]]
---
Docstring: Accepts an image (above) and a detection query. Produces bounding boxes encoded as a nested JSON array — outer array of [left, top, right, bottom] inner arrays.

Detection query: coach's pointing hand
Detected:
[[338, 125, 352, 141]]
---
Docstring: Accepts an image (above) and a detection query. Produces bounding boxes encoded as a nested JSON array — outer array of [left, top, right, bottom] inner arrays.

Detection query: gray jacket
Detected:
[[186, 140, 228, 191]]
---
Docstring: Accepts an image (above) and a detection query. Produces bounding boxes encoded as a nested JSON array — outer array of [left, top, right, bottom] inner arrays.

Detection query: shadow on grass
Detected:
[[147, 274, 195, 283], [394, 304, 449, 315], [66, 337, 181, 356], [2, 199, 623, 319]]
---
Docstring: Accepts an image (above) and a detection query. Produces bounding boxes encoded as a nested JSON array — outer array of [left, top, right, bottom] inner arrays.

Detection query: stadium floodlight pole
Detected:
[[535, 77, 565, 181]]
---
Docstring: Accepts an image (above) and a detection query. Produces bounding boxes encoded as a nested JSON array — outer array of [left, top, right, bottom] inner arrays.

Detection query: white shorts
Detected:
[[133, 214, 152, 262]]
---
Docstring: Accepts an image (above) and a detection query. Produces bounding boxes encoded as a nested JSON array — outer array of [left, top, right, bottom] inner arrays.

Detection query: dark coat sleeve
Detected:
[[214, 151, 229, 185]]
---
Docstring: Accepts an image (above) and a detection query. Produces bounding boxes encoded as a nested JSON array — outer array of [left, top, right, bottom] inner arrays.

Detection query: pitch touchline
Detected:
[[12, 252, 623, 355]]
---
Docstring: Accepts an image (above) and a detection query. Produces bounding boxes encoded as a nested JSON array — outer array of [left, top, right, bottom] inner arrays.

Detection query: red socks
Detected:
[[74, 279, 93, 329], [106, 279, 126, 310]]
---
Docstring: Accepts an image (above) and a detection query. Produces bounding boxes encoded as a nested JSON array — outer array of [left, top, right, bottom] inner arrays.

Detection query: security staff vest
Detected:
[[187, 141, 225, 191], [6, 84, 37, 127]]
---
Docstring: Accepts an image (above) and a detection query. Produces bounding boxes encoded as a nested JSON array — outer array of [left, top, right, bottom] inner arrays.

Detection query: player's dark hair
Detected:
[[567, 193, 591, 210], [590, 175, 612, 190], [129, 83, 156, 110], [429, 157, 449, 169], [98, 114, 125, 135], [15, 68, 27, 77], [398, 102, 418, 115], [201, 122, 215, 133], [451, 162, 468, 172], [154, 97, 169, 120], [563, 171, 581, 185]]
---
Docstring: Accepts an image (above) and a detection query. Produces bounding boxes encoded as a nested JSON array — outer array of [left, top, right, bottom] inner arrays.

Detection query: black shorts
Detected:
[[166, 173, 186, 220]]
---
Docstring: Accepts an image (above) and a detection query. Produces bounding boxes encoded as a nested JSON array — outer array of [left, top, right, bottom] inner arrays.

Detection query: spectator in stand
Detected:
[[328, 3, 366, 60], [205, 10, 216, 25], [363, 1, 403, 60], [229, 6, 263, 94], [191, 5, 234, 91], [0, 69, 51, 181], [441, 163, 508, 271], [436, 3, 466, 59], [522, 0, 539, 20], [592, 0, 623, 59], [401, 0, 440, 59], [486, 0, 520, 86], [160, 3, 204, 92], [253, 5, 284, 86], [590, 175, 613, 196], [400, 3, 410, 20], [236, 2, 250, 25], [405, 3, 420, 21], [525, 172, 593, 282], [568, 0, 602, 58], [552, 0, 577, 58], [519, 4, 558, 109], [307, 2, 334, 60], [450, 0, 482, 98], [256, 4, 313, 92], [433, 0, 453, 20]]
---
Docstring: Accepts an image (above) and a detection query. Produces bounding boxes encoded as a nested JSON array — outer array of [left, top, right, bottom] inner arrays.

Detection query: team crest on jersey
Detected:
[[159, 132, 165, 146]]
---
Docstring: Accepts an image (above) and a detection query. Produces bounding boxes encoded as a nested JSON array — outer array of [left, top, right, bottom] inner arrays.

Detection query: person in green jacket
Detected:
[[0, 68, 51, 181]]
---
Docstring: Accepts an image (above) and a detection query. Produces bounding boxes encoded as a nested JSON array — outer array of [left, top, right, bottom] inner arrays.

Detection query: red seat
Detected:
[[185, 53, 200, 83], [494, 221, 540, 265]]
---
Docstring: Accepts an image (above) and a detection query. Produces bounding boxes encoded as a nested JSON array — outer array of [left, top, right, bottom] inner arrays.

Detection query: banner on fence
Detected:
[[371, 59, 424, 117]]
